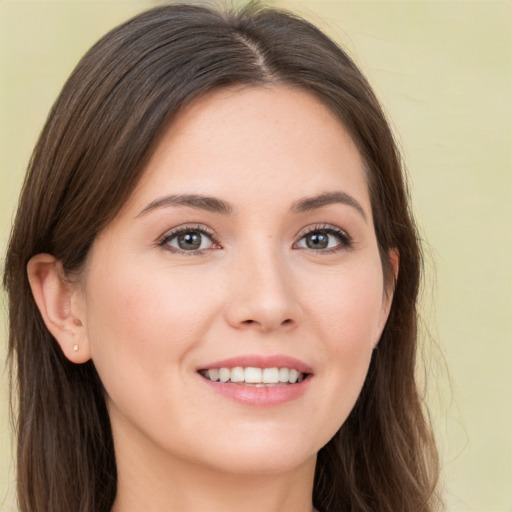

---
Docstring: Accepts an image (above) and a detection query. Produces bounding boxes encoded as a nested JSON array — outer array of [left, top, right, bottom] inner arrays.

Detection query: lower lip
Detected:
[[199, 375, 312, 407]]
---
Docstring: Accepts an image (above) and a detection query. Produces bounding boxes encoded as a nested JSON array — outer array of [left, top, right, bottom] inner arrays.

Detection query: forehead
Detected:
[[128, 85, 370, 215]]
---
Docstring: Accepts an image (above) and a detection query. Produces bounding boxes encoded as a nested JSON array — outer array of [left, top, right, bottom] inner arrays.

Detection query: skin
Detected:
[[28, 85, 397, 512]]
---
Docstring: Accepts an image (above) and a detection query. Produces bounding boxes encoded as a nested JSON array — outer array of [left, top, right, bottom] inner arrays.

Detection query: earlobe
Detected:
[[27, 254, 91, 363]]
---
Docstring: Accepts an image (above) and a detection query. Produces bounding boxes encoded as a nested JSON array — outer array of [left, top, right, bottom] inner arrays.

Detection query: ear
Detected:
[[376, 248, 400, 346], [27, 253, 91, 363]]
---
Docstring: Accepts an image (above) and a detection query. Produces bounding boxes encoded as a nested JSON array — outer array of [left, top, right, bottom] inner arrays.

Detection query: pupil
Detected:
[[178, 232, 201, 250], [307, 232, 329, 249]]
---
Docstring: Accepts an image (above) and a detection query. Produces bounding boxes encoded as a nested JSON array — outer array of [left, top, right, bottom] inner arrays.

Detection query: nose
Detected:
[[224, 247, 301, 333]]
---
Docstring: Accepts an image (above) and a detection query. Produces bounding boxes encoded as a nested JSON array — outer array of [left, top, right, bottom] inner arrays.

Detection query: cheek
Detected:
[[82, 261, 190, 393], [307, 258, 385, 350], [303, 259, 384, 431]]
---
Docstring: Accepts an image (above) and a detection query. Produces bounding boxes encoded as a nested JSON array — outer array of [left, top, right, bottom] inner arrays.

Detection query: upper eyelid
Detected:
[[296, 223, 351, 240], [158, 224, 218, 244]]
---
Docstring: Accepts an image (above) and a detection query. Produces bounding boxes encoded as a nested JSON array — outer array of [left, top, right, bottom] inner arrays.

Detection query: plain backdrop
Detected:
[[1, 1, 511, 511]]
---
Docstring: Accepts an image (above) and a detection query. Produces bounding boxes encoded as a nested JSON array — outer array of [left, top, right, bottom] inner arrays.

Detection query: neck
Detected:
[[110, 414, 317, 512], [113, 463, 317, 512]]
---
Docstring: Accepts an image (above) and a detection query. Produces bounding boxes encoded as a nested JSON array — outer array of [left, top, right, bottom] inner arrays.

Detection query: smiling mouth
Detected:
[[198, 367, 309, 386]]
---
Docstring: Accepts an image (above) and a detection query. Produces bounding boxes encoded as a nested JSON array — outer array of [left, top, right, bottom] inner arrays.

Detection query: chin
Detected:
[[200, 446, 317, 476], [172, 422, 331, 476]]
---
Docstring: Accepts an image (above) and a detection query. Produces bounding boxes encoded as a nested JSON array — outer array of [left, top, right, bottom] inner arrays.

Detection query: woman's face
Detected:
[[77, 86, 394, 475]]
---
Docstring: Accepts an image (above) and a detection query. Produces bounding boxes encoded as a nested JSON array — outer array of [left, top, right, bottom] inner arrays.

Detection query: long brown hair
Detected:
[[4, 3, 440, 511]]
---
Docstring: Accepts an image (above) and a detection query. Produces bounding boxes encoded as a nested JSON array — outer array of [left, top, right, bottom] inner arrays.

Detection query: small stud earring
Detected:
[[73, 344, 79, 352]]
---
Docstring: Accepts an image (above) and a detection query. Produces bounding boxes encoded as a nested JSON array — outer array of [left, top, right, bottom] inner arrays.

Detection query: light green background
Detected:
[[1, 1, 510, 511]]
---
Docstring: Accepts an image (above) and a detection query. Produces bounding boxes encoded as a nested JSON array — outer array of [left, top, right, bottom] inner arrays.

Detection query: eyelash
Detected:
[[157, 223, 352, 255], [294, 224, 352, 254]]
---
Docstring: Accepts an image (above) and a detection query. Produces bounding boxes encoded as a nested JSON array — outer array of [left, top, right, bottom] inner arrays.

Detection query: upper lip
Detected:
[[198, 354, 313, 374]]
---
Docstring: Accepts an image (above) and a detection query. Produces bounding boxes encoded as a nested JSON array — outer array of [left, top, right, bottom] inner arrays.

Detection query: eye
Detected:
[[159, 226, 219, 253], [294, 226, 351, 252]]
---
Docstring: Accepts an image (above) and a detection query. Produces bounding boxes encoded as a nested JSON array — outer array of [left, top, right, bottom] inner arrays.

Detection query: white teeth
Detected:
[[262, 367, 279, 384], [202, 367, 306, 385], [244, 367, 262, 383], [230, 367, 244, 383], [219, 368, 230, 383], [208, 369, 219, 381]]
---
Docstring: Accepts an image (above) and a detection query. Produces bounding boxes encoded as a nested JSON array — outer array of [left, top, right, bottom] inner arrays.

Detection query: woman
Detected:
[[3, 3, 440, 511]]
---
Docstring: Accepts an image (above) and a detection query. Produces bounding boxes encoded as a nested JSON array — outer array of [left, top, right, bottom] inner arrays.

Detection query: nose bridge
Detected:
[[225, 236, 300, 332]]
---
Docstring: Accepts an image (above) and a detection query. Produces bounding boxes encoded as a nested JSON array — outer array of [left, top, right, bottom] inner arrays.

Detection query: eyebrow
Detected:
[[137, 190, 367, 221], [137, 194, 233, 217], [291, 192, 367, 222]]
